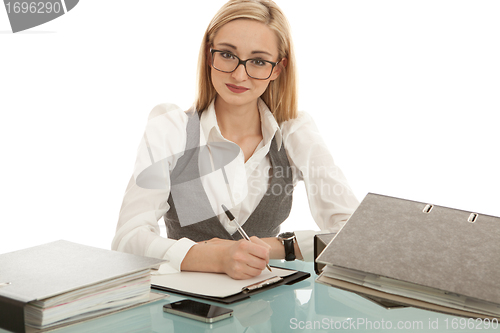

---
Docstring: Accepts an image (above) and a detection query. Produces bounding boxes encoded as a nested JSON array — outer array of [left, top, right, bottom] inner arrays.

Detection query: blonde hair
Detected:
[[194, 0, 298, 124]]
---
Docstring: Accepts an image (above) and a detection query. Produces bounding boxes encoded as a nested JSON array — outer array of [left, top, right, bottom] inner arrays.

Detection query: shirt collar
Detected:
[[200, 98, 283, 150]]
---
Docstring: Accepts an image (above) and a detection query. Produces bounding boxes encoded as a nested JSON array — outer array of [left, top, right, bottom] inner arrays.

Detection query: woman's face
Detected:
[[210, 19, 282, 110]]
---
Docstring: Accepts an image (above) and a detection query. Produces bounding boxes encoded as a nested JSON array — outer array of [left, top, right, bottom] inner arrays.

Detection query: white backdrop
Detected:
[[1, 0, 499, 254]]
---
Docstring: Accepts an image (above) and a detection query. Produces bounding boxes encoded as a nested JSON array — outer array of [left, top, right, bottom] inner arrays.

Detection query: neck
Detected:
[[214, 97, 261, 140]]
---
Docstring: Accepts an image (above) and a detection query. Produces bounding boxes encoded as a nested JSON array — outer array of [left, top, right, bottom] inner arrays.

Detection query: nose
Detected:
[[231, 63, 248, 81]]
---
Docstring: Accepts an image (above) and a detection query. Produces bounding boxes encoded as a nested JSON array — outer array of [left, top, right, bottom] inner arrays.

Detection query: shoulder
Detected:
[[134, 103, 191, 178], [147, 103, 190, 122], [141, 103, 192, 152], [281, 111, 320, 140], [142, 103, 192, 136], [280, 111, 330, 164]]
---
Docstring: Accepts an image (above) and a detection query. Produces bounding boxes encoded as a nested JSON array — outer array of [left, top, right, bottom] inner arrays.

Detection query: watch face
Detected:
[[280, 232, 295, 240]]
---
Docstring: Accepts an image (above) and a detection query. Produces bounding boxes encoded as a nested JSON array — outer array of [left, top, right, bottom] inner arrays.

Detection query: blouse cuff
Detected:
[[294, 230, 318, 262], [156, 237, 197, 274]]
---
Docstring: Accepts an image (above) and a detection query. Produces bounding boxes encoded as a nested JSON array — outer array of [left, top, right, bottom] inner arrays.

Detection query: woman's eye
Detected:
[[221, 52, 235, 59], [251, 59, 266, 67]]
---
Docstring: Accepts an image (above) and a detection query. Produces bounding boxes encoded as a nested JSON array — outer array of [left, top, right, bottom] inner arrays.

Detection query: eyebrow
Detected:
[[215, 42, 274, 57]]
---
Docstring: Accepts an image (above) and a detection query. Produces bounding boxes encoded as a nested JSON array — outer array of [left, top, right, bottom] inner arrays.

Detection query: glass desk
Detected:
[[3, 260, 499, 333]]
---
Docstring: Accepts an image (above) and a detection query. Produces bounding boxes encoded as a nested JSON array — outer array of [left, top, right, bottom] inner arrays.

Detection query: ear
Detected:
[[270, 58, 287, 81]]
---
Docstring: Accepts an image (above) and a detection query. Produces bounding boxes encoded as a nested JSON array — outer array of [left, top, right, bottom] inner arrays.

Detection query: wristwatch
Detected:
[[278, 232, 296, 261]]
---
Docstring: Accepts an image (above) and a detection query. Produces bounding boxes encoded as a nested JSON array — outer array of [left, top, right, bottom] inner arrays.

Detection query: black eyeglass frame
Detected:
[[210, 49, 281, 80]]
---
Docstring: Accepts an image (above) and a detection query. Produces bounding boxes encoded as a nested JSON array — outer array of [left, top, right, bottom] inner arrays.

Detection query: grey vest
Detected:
[[164, 111, 293, 242]]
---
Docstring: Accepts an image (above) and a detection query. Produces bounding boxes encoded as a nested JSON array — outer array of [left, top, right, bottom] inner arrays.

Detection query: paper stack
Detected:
[[0, 240, 165, 333]]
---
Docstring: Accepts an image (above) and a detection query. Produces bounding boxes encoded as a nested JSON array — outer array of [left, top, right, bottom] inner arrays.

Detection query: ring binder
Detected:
[[316, 193, 500, 319], [0, 240, 166, 333]]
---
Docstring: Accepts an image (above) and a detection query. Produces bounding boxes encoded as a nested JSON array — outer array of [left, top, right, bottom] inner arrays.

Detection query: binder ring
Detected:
[[423, 204, 433, 214], [468, 213, 478, 223]]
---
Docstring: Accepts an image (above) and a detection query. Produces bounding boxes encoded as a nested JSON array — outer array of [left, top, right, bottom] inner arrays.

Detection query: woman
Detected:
[[112, 0, 358, 280]]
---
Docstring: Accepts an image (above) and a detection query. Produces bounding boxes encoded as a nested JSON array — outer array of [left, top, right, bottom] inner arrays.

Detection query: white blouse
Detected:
[[112, 98, 359, 273]]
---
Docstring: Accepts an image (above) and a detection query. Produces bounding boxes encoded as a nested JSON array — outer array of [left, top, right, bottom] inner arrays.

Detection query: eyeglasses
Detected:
[[210, 49, 281, 80]]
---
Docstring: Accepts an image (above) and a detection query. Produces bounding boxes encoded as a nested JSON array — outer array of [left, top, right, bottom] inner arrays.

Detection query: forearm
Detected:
[[180, 241, 223, 273]]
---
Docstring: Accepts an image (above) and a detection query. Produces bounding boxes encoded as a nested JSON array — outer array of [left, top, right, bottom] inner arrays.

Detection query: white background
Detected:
[[1, 0, 499, 254]]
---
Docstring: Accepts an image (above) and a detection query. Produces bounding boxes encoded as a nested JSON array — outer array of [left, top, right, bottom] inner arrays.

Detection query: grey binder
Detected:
[[0, 240, 165, 333], [314, 233, 407, 309], [316, 193, 500, 318]]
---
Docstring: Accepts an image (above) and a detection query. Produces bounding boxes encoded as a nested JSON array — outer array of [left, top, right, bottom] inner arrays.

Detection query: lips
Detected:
[[226, 84, 249, 93]]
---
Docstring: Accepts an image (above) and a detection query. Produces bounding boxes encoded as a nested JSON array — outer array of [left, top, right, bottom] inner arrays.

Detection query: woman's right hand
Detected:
[[181, 237, 271, 280], [209, 237, 271, 279]]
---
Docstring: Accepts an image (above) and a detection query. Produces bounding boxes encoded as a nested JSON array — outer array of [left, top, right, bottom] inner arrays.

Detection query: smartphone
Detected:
[[163, 299, 233, 323]]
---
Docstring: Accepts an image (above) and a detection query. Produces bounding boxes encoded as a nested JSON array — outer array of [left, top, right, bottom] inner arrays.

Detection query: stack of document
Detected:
[[0, 240, 165, 333], [24, 269, 151, 329], [316, 193, 500, 319]]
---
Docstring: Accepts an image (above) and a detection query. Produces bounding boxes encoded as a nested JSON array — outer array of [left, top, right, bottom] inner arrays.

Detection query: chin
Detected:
[[222, 95, 258, 108]]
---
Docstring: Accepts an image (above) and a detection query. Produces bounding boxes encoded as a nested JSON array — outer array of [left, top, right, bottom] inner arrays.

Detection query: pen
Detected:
[[221, 204, 272, 272], [0, 282, 11, 288]]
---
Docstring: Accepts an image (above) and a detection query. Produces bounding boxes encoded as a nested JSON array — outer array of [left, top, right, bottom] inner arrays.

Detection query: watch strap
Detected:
[[279, 232, 296, 261]]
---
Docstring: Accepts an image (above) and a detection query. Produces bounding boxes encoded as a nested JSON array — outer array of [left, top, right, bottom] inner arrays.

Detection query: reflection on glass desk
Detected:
[[3, 260, 500, 333]]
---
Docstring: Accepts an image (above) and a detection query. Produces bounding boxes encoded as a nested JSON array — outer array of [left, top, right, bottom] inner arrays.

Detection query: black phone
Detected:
[[163, 299, 233, 323]]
